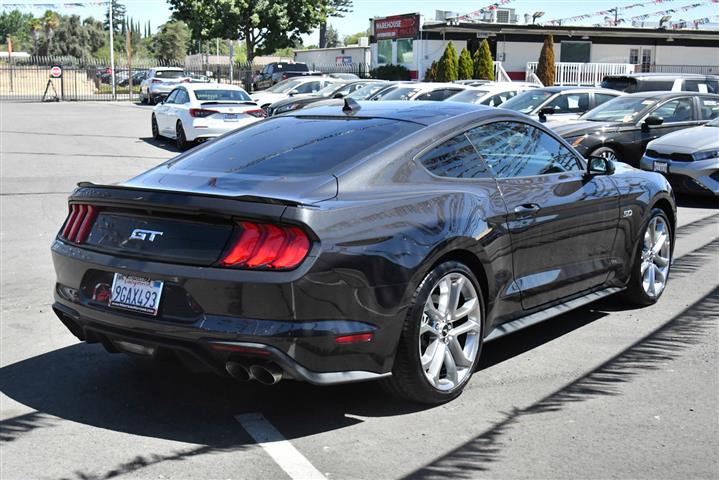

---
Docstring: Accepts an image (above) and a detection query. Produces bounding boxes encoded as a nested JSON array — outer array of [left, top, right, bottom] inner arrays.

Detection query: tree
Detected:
[[103, 0, 126, 33], [436, 41, 458, 82], [536, 34, 555, 86], [0, 10, 33, 51], [423, 60, 438, 81], [169, 0, 327, 63], [343, 28, 369, 46], [325, 24, 340, 48], [458, 47, 473, 80], [83, 17, 105, 54], [370, 64, 410, 81], [319, 0, 351, 48], [151, 20, 190, 62], [40, 10, 59, 56], [51, 15, 87, 57], [473, 39, 494, 80]]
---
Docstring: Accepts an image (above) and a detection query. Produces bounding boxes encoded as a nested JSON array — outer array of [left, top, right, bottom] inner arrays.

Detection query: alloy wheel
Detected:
[[640, 216, 671, 298], [598, 150, 619, 162], [419, 272, 482, 391]]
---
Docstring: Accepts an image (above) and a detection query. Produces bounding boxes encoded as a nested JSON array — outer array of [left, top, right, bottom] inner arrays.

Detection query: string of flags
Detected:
[[0, 1, 109, 9], [546, 0, 719, 25], [629, 1, 713, 21], [670, 14, 719, 28], [452, 0, 515, 21]]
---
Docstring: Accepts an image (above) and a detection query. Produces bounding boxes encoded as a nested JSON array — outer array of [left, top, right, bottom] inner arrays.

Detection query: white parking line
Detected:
[[235, 413, 327, 480]]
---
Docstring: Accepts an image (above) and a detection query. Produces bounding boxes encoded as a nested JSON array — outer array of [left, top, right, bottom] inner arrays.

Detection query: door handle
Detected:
[[514, 203, 541, 214]]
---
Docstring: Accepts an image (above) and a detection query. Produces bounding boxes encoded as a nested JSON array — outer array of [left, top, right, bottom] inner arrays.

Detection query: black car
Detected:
[[550, 91, 719, 166], [267, 80, 386, 116], [51, 101, 676, 404], [253, 62, 315, 91]]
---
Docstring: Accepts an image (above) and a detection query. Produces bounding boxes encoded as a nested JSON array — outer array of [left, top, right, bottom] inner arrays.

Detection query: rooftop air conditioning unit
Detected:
[[358, 37, 369, 47]]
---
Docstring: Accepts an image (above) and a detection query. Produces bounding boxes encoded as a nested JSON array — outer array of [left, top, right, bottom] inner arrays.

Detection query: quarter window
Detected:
[[698, 97, 719, 120], [465, 122, 581, 178], [420, 134, 490, 179], [652, 97, 695, 123]]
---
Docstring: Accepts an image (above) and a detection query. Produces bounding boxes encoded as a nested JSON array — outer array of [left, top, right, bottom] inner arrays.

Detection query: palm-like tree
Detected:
[[29, 18, 43, 55], [42, 11, 60, 55]]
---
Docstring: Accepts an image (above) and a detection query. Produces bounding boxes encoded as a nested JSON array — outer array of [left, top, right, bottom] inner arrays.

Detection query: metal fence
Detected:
[[649, 64, 719, 75], [0, 55, 369, 102]]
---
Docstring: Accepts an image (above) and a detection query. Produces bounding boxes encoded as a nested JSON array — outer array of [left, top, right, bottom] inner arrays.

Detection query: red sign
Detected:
[[50, 65, 62, 78], [374, 14, 419, 39]]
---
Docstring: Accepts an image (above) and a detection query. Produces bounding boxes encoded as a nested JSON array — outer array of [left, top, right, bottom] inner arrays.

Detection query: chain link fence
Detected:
[[0, 55, 368, 102]]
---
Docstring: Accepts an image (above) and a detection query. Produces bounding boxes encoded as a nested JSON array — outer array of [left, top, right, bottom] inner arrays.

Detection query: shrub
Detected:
[[536, 34, 556, 86], [423, 60, 438, 82], [436, 41, 458, 82], [458, 47, 473, 80], [473, 39, 495, 80], [370, 64, 411, 81]]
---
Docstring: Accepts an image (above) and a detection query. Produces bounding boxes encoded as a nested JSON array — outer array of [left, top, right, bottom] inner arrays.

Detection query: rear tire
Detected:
[[382, 261, 484, 404], [176, 121, 189, 150], [620, 208, 672, 306], [140, 93, 147, 104]]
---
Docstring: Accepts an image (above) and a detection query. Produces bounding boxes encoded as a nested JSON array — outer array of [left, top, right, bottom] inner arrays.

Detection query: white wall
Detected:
[[654, 45, 719, 66], [589, 44, 631, 64], [498, 41, 558, 73], [294, 47, 370, 66], [416, 39, 468, 79]]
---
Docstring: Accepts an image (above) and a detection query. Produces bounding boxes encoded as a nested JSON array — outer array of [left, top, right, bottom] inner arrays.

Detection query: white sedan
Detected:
[[151, 83, 266, 150]]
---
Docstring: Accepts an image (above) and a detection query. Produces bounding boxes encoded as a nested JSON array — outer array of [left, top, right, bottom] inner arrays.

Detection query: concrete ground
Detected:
[[1, 102, 717, 480]]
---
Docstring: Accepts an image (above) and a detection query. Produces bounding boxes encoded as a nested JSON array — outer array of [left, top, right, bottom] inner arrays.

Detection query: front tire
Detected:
[[383, 261, 484, 404], [621, 208, 672, 306]]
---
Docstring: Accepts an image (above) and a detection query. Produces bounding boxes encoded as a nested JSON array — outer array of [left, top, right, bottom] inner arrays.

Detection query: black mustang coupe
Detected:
[[51, 101, 676, 404], [550, 91, 719, 167]]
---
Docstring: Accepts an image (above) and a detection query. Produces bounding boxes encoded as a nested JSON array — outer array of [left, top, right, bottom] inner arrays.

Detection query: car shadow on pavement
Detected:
[[403, 287, 719, 479], [139, 136, 182, 153], [675, 194, 718, 209]]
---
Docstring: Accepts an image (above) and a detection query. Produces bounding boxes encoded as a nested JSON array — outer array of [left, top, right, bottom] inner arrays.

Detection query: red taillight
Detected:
[[246, 109, 267, 118], [182, 78, 191, 83], [60, 203, 99, 244], [335, 333, 374, 344], [189, 108, 219, 118], [282, 73, 288, 79], [219, 221, 311, 270], [151, 79, 162, 83]]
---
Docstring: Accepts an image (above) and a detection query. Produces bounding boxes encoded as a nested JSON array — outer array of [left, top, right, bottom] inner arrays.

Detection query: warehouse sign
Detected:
[[373, 14, 420, 39]]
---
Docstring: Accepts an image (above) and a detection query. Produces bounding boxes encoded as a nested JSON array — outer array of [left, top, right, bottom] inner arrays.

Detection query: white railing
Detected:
[[525, 62, 634, 86], [493, 61, 512, 83]]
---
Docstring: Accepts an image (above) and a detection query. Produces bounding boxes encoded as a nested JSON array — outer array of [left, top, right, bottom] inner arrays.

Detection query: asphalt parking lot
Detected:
[[1, 101, 718, 480]]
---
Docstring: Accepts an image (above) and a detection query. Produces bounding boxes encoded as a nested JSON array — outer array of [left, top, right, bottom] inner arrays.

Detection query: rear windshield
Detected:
[[500, 91, 553, 113], [194, 89, 252, 101], [601, 77, 636, 92], [377, 87, 422, 101], [155, 70, 184, 79], [277, 63, 309, 72], [169, 116, 422, 176], [447, 89, 491, 104]]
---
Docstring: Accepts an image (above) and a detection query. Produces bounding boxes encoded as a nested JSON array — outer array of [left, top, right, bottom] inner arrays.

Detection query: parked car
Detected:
[[51, 101, 676, 405], [640, 115, 719, 196], [140, 67, 188, 104], [251, 76, 340, 110], [372, 82, 469, 101], [328, 73, 360, 80], [253, 62, 316, 90], [500, 86, 623, 122], [550, 91, 719, 166], [601, 73, 719, 94], [117, 69, 149, 87], [445, 82, 539, 107], [266, 80, 385, 116], [151, 83, 265, 150]]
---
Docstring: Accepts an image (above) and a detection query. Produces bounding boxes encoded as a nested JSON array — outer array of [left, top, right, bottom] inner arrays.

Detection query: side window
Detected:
[[545, 93, 590, 113], [481, 92, 515, 107], [652, 97, 695, 123], [416, 89, 462, 101], [176, 90, 189, 104], [683, 80, 707, 92], [420, 134, 491, 179], [465, 122, 582, 178], [295, 81, 321, 94], [705, 81, 718, 94], [164, 89, 179, 104], [595, 93, 617, 107], [699, 97, 719, 120]]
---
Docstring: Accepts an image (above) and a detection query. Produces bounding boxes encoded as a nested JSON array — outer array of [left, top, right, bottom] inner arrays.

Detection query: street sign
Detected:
[[50, 65, 62, 78]]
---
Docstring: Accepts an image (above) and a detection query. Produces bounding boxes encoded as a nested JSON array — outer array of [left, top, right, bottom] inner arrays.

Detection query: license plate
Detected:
[[224, 113, 238, 122], [109, 273, 163, 316], [653, 161, 668, 173]]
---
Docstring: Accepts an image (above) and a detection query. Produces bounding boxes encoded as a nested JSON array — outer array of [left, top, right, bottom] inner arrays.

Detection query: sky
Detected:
[[3, 0, 718, 41]]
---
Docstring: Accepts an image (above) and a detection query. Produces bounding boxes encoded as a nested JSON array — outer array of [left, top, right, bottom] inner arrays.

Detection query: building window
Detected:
[[378, 40, 392, 64], [629, 48, 639, 64], [560, 41, 591, 63], [397, 38, 413, 64]]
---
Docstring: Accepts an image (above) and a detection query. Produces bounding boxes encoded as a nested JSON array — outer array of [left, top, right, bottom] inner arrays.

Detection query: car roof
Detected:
[[621, 91, 719, 99], [181, 83, 248, 92], [605, 73, 719, 79], [532, 86, 620, 93], [153, 67, 183, 71], [287, 100, 489, 126]]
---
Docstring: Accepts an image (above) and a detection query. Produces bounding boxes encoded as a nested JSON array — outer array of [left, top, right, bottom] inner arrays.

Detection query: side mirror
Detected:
[[333, 92, 345, 99], [642, 115, 664, 131], [586, 155, 615, 176], [538, 106, 555, 123]]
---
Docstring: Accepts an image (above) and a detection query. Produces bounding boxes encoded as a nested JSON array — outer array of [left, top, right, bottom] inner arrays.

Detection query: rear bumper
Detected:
[[186, 118, 258, 141], [51, 239, 406, 383]]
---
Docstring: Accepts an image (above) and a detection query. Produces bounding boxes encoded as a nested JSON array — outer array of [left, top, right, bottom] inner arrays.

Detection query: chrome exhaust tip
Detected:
[[225, 361, 253, 382], [249, 363, 283, 385]]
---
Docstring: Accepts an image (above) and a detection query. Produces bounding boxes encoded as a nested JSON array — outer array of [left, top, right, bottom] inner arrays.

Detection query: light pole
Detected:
[[659, 15, 672, 28], [532, 11, 545, 25], [108, 0, 115, 99]]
